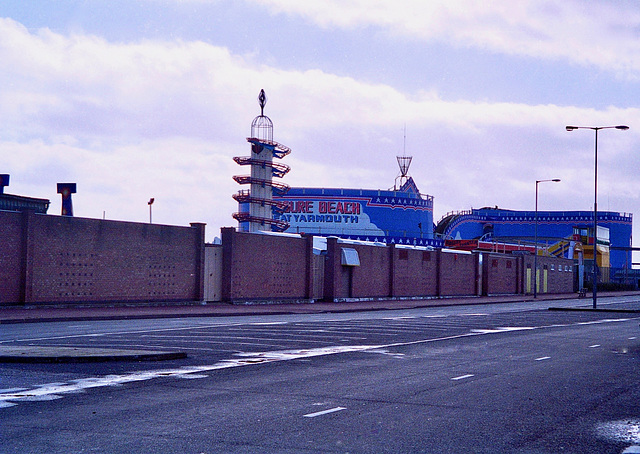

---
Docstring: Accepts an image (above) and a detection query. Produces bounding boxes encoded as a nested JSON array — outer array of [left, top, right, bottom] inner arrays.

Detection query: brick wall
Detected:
[[1, 210, 577, 306], [438, 250, 479, 296], [392, 246, 438, 297], [221, 227, 313, 301], [483, 253, 522, 295], [0, 211, 25, 303], [351, 242, 392, 298], [325, 241, 481, 300], [0, 210, 205, 305], [324, 238, 392, 299], [523, 255, 574, 295]]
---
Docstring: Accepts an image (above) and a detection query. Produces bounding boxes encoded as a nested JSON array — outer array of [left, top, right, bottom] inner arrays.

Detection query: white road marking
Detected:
[[589, 344, 601, 348], [535, 356, 551, 361], [471, 327, 534, 334], [249, 322, 288, 326], [303, 407, 346, 418], [451, 374, 474, 381], [3, 317, 638, 409], [366, 349, 405, 357], [0, 322, 252, 344]]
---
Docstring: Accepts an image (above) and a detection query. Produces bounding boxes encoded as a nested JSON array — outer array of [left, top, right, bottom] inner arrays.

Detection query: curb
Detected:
[[548, 307, 640, 313]]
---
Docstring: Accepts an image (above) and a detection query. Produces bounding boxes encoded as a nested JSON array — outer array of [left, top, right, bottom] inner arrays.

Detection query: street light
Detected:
[[566, 125, 629, 308], [148, 198, 155, 224], [534, 178, 561, 298]]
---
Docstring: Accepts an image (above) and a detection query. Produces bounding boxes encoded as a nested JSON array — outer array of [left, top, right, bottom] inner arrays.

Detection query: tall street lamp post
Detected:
[[534, 179, 561, 298], [566, 125, 629, 308], [148, 198, 155, 224]]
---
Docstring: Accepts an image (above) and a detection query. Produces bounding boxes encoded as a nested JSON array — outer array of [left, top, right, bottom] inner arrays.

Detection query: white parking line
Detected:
[[535, 356, 551, 361], [303, 407, 346, 418], [589, 344, 601, 348]]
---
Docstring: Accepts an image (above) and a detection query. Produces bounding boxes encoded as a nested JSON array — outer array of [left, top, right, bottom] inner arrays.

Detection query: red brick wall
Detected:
[[483, 254, 521, 295], [523, 255, 574, 295], [351, 243, 391, 298], [438, 250, 478, 296], [1, 210, 577, 305], [221, 228, 312, 301], [392, 246, 438, 297], [324, 238, 391, 299], [0, 210, 205, 305], [0, 211, 25, 304], [325, 242, 480, 300]]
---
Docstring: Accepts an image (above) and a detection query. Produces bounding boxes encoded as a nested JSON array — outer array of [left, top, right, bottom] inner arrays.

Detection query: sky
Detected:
[[1, 0, 639, 263]]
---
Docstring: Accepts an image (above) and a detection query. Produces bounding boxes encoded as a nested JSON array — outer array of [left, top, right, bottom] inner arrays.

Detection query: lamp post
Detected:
[[566, 125, 629, 308], [148, 198, 155, 224], [534, 179, 561, 298]]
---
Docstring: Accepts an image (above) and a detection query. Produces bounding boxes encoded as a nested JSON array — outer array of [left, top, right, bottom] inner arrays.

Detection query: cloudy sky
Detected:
[[1, 0, 639, 260]]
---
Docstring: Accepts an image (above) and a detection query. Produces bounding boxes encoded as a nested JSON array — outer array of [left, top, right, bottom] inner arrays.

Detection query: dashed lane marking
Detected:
[[451, 374, 474, 381], [303, 407, 347, 418]]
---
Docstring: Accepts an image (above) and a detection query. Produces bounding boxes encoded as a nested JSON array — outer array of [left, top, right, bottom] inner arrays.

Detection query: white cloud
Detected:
[[252, 0, 640, 78]]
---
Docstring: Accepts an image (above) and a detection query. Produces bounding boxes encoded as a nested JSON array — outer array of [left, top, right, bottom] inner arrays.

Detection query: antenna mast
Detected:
[[395, 125, 412, 190]]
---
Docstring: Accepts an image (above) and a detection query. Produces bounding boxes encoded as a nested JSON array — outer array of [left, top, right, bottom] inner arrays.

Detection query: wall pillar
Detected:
[[303, 234, 314, 299], [435, 249, 442, 297], [324, 237, 339, 301], [220, 227, 236, 301], [19, 209, 36, 304], [389, 243, 396, 298], [190, 222, 206, 301]]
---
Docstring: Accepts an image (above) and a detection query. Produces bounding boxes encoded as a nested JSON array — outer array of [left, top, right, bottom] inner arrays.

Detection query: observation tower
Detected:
[[232, 90, 292, 232]]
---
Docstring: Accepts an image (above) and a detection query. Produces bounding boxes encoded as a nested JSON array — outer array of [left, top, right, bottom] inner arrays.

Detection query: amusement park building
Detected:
[[273, 177, 440, 247], [435, 207, 633, 282]]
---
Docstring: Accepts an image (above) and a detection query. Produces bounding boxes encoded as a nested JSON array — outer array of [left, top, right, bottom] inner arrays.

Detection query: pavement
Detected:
[[2, 291, 639, 363]]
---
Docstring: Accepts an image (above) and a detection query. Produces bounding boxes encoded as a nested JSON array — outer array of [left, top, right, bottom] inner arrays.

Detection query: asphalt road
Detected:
[[2, 296, 640, 453]]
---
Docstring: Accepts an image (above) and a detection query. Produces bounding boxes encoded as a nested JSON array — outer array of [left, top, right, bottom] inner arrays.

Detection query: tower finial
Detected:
[[258, 89, 267, 116]]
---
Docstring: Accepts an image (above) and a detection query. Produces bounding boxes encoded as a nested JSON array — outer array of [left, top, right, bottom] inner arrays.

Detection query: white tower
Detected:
[[233, 90, 291, 232]]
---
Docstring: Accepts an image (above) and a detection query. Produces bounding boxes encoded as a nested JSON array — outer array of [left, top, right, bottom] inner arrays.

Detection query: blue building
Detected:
[[436, 207, 633, 283], [273, 177, 440, 247]]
